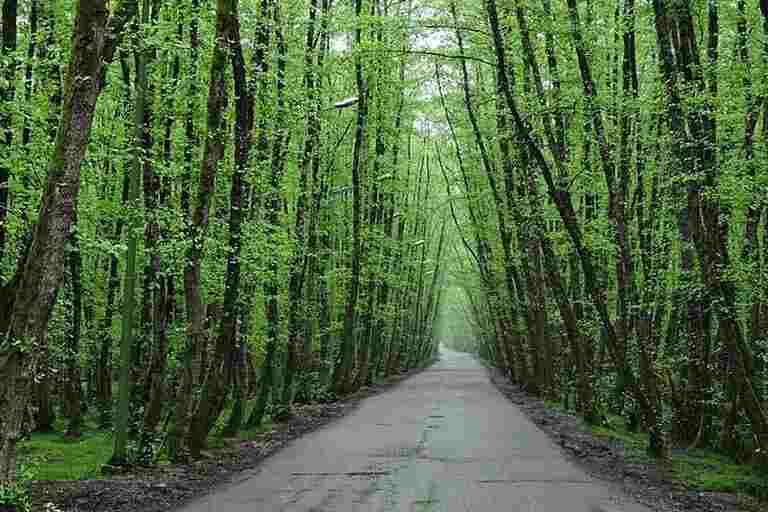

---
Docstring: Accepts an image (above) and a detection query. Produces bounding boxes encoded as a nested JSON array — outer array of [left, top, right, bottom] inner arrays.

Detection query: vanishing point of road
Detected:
[[179, 348, 651, 512]]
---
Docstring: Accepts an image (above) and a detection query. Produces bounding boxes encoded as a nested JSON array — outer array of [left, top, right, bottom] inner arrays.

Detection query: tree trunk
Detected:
[[248, 0, 290, 428], [166, 0, 201, 463], [189, 1, 252, 445], [182, 0, 237, 458], [303, 0, 332, 390], [110, 0, 151, 467], [333, 0, 368, 395], [283, 0, 323, 409], [0, 0, 116, 484], [64, 214, 83, 439]]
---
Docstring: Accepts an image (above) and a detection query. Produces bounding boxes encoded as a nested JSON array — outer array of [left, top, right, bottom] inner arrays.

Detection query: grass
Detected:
[[18, 411, 281, 481], [586, 413, 766, 500], [18, 428, 113, 481], [667, 451, 766, 498]]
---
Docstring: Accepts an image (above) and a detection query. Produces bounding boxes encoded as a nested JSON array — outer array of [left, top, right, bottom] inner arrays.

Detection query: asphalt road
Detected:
[[179, 348, 651, 512]]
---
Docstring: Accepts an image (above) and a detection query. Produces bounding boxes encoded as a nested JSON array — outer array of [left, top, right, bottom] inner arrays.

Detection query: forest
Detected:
[[0, 0, 768, 508]]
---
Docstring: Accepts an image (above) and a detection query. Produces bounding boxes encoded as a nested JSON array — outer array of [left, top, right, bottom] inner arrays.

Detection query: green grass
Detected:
[[586, 414, 766, 500], [18, 429, 114, 481], [668, 451, 766, 497], [18, 410, 282, 481]]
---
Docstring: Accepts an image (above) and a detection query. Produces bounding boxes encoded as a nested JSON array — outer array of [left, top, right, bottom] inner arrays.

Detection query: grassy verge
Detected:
[[18, 428, 113, 481], [18, 416, 278, 482], [588, 414, 767, 501]]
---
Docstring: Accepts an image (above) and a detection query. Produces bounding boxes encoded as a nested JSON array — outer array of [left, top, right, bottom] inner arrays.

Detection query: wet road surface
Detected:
[[179, 348, 651, 511]]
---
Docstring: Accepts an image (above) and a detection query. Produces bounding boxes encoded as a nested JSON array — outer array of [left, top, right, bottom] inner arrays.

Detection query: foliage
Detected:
[[0, 0, 445, 483], [0, 465, 32, 512], [590, 415, 767, 500]]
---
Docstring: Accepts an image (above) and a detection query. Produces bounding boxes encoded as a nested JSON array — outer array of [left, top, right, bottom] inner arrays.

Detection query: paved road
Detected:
[[179, 348, 650, 512]]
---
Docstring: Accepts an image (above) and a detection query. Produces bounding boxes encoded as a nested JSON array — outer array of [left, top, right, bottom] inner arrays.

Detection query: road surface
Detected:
[[179, 348, 650, 512]]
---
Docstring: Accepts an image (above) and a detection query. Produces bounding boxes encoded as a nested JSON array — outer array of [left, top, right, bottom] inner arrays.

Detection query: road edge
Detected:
[[488, 368, 758, 512]]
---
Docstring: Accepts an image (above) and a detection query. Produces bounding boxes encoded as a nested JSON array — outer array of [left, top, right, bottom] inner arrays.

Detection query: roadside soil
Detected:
[[489, 369, 762, 512], [28, 369, 423, 512]]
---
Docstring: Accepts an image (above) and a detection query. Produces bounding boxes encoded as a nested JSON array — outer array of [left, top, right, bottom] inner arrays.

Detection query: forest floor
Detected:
[[26, 369, 424, 512], [489, 369, 766, 512]]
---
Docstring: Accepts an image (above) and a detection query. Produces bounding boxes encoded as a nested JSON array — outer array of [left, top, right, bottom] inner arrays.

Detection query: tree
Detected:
[[0, 0, 134, 484]]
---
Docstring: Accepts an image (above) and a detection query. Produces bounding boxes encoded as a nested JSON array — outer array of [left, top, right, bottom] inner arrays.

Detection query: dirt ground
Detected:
[[488, 369, 761, 512], [27, 370, 422, 512]]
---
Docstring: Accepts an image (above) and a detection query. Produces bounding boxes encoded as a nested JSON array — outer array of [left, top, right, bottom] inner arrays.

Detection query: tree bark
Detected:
[[333, 0, 369, 395], [248, 0, 289, 428], [110, 0, 152, 467], [64, 214, 83, 439], [172, 0, 232, 460], [283, 0, 322, 408], [0, 0, 120, 484], [190, 0, 252, 443], [303, 0, 332, 389]]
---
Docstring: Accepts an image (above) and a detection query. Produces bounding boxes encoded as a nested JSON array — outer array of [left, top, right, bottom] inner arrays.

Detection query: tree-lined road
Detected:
[[180, 348, 649, 511]]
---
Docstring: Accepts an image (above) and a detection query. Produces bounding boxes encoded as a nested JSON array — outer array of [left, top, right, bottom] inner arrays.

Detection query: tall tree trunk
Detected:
[[283, 0, 322, 409], [189, 0, 252, 445], [333, 0, 369, 395], [166, 0, 201, 463], [141, 6, 185, 445], [94, 59, 133, 431], [249, 0, 289, 428], [740, 0, 766, 405], [135, 5, 173, 455], [303, 0, 332, 389], [219, 9, 254, 438], [171, 0, 231, 460], [64, 214, 83, 439], [0, 0, 129, 484], [111, 0, 151, 467]]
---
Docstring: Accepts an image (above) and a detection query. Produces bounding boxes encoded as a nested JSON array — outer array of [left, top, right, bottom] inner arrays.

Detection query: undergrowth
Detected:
[[18, 428, 112, 481], [19, 410, 279, 481], [587, 413, 767, 501]]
